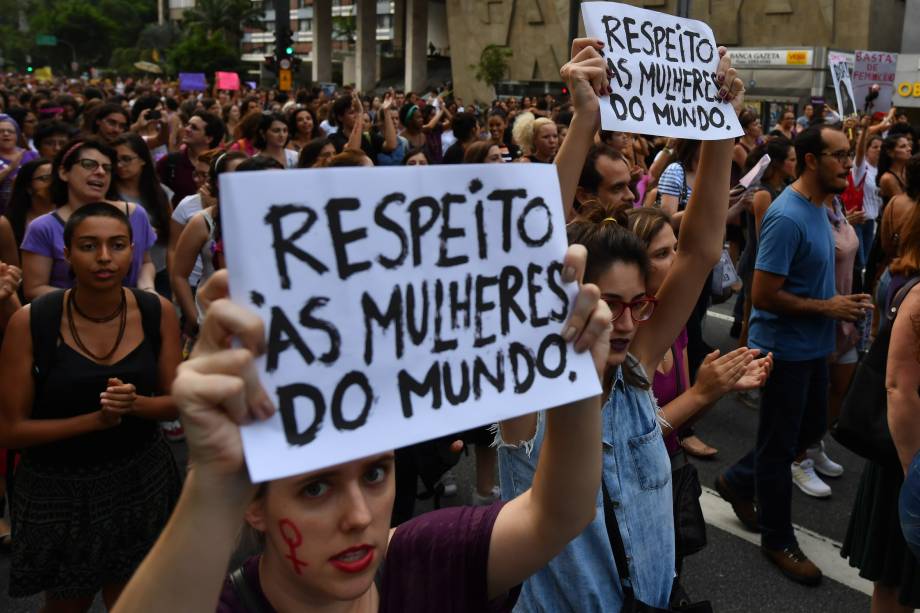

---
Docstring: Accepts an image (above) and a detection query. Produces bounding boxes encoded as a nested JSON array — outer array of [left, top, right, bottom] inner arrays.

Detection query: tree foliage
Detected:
[[181, 0, 262, 48], [472, 45, 512, 89], [167, 29, 242, 76], [2, 0, 155, 70]]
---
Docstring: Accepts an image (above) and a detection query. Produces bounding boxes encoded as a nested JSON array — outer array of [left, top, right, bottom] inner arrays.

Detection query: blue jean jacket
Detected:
[[497, 359, 675, 612]]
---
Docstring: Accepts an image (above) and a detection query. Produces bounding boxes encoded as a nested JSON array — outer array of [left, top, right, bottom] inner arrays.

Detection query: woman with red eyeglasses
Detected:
[[496, 41, 772, 611]]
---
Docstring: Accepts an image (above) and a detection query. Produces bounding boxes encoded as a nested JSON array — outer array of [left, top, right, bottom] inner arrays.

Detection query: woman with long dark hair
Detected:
[[254, 112, 298, 169], [0, 202, 182, 611], [20, 138, 157, 300], [287, 106, 321, 152], [1, 158, 53, 266], [496, 39, 750, 610], [296, 137, 336, 169], [112, 133, 173, 296], [878, 135, 912, 203]]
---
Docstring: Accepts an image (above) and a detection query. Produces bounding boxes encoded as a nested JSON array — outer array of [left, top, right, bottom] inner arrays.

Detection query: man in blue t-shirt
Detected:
[[716, 125, 873, 586]]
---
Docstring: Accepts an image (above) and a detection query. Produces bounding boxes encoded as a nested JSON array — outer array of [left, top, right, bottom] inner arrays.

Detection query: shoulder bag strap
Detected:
[[229, 567, 267, 613], [889, 276, 920, 322], [601, 479, 634, 591], [129, 288, 162, 362], [30, 290, 66, 389]]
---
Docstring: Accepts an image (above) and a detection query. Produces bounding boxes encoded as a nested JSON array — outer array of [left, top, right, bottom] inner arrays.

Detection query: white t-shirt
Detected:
[[172, 193, 204, 286], [320, 120, 338, 135], [852, 160, 881, 220]]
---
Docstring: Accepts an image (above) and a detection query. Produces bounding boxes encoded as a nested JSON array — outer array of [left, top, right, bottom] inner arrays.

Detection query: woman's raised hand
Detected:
[[714, 47, 745, 115], [172, 284, 274, 481], [559, 38, 610, 129]]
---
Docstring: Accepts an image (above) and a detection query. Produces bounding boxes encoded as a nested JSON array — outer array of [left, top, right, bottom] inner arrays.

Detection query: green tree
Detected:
[[24, 0, 156, 70], [181, 0, 262, 49], [472, 45, 512, 89], [167, 29, 242, 76]]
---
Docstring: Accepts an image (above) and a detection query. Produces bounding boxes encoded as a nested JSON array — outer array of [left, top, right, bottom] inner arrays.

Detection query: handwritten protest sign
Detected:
[[854, 50, 898, 113], [215, 71, 241, 91], [581, 1, 743, 140], [739, 154, 771, 191], [178, 72, 207, 92], [828, 52, 857, 118], [221, 165, 601, 482]]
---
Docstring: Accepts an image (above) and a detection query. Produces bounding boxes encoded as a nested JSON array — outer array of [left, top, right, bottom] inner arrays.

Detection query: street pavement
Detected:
[[0, 302, 874, 611]]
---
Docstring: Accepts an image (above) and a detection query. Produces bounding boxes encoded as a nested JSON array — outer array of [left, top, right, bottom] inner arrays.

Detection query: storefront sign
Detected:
[[726, 48, 814, 68], [893, 54, 920, 108]]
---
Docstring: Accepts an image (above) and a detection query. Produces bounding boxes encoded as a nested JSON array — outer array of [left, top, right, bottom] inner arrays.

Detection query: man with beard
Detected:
[[716, 125, 873, 586]]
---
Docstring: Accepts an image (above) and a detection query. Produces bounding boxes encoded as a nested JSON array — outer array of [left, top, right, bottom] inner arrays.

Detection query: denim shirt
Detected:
[[497, 357, 675, 612]]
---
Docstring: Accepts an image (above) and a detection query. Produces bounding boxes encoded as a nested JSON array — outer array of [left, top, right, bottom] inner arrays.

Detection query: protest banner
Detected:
[[221, 165, 601, 482], [828, 52, 857, 118], [853, 50, 898, 113], [215, 71, 241, 91], [178, 72, 207, 92], [581, 1, 743, 140]]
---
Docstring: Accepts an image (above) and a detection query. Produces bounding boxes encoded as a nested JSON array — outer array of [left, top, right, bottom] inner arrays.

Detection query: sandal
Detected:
[[681, 435, 718, 458]]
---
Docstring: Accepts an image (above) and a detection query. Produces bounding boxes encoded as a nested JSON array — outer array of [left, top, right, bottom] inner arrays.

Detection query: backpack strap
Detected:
[[888, 276, 920, 324], [30, 290, 66, 390], [129, 288, 162, 363], [229, 566, 267, 613]]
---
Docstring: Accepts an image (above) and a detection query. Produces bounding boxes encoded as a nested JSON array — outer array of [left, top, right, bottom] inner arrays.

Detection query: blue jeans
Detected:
[[900, 451, 920, 562], [723, 357, 829, 550], [853, 220, 876, 270]]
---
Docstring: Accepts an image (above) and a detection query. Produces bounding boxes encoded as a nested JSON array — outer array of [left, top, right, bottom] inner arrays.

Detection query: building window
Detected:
[[376, 14, 392, 28], [299, 18, 313, 30]]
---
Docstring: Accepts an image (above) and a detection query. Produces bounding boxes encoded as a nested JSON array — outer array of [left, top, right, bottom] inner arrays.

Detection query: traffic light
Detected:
[[26, 65, 33, 73], [264, 55, 277, 74], [276, 27, 293, 62]]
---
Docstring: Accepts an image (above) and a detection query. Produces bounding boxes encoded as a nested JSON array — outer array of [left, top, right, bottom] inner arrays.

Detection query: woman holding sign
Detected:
[[497, 38, 748, 611], [110, 239, 613, 612]]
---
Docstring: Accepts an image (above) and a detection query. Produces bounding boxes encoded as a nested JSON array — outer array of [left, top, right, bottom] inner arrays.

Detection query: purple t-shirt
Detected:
[[0, 149, 39, 214], [217, 502, 519, 613], [20, 204, 157, 289], [652, 327, 689, 456]]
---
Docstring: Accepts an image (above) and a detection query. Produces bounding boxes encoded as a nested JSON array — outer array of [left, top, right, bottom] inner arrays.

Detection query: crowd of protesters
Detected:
[[0, 33, 917, 613]]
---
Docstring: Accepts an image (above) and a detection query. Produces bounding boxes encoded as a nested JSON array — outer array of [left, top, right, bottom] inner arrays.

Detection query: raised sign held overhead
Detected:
[[221, 165, 601, 482], [581, 1, 743, 140], [829, 52, 858, 118]]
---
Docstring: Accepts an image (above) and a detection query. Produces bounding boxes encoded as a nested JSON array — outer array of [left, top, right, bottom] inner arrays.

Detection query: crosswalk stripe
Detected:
[[705, 310, 736, 323], [700, 486, 873, 595]]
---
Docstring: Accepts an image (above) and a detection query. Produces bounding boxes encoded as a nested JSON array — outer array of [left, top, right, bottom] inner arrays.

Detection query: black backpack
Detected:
[[30, 288, 162, 389]]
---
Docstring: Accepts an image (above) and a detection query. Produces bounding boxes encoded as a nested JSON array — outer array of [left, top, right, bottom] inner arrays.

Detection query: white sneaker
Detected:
[[439, 470, 458, 497], [806, 441, 844, 478], [472, 486, 500, 506], [791, 459, 832, 498]]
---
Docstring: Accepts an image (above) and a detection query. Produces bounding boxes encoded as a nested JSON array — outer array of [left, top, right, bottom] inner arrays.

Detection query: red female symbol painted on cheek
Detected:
[[278, 518, 308, 575]]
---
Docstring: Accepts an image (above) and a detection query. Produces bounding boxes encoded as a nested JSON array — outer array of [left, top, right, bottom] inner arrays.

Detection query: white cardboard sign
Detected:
[[581, 1, 743, 140], [220, 165, 602, 482], [853, 50, 898, 114], [738, 154, 771, 192], [828, 52, 857, 118]]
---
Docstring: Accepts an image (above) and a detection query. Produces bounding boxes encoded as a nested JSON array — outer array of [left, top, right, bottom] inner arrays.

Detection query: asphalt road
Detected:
[[0, 302, 877, 612]]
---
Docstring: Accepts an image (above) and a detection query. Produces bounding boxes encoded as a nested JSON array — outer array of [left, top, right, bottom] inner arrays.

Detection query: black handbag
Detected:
[[670, 354, 707, 558], [601, 480, 712, 613], [831, 275, 920, 469], [671, 457, 707, 558]]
